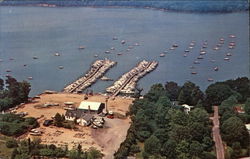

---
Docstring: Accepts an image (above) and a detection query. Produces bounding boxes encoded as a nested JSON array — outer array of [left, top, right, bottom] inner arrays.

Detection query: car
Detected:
[[107, 115, 114, 119]]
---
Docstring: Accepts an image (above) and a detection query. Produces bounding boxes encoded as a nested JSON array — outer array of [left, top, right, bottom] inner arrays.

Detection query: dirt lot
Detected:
[[15, 92, 134, 158]]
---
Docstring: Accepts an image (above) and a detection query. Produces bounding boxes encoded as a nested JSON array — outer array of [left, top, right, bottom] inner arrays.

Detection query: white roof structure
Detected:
[[78, 101, 103, 111]]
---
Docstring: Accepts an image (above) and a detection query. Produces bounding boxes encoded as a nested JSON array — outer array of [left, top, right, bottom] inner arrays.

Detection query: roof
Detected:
[[234, 106, 245, 113], [78, 101, 103, 111], [65, 109, 85, 118], [82, 114, 94, 121]]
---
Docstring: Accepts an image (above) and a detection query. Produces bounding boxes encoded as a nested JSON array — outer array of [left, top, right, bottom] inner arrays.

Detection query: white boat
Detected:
[[169, 47, 175, 50], [189, 46, 194, 49], [33, 56, 38, 59], [78, 46, 85, 49], [184, 50, 190, 52], [94, 54, 98, 57], [229, 34, 236, 38], [214, 67, 219, 71], [117, 53, 122, 55], [160, 53, 165, 57], [134, 43, 139, 46], [27, 77, 33, 80], [191, 72, 197, 75], [193, 61, 200, 64], [200, 51, 206, 55], [183, 54, 187, 57], [54, 52, 60, 56], [213, 47, 219, 50], [113, 37, 118, 40], [59, 66, 64, 69], [228, 46, 234, 49], [208, 78, 214, 82], [110, 47, 115, 50], [6, 69, 11, 72], [197, 56, 204, 59], [172, 44, 178, 47], [226, 53, 232, 56], [224, 57, 230, 61], [121, 40, 126, 44], [105, 50, 111, 54], [220, 38, 224, 41]]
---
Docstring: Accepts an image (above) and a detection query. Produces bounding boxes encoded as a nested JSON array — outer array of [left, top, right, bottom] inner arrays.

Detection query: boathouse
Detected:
[[78, 101, 105, 114], [65, 109, 94, 126]]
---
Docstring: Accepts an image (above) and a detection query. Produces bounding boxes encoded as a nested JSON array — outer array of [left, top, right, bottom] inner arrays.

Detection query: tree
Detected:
[[162, 139, 177, 158], [6, 138, 18, 148], [176, 140, 190, 159], [221, 117, 249, 148], [54, 113, 63, 127], [205, 83, 234, 106], [0, 78, 4, 90], [165, 81, 180, 101], [144, 135, 161, 155], [87, 147, 103, 159], [189, 141, 203, 158], [178, 81, 204, 106], [244, 98, 250, 115]]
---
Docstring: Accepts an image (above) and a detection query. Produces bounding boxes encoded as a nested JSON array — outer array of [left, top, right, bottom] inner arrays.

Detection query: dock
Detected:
[[106, 60, 158, 97], [63, 59, 116, 93]]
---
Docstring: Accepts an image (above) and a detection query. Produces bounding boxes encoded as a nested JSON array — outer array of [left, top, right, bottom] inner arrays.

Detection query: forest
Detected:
[[114, 77, 250, 159]]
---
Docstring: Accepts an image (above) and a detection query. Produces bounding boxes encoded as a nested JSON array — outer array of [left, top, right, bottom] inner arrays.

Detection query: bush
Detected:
[[5, 138, 18, 148]]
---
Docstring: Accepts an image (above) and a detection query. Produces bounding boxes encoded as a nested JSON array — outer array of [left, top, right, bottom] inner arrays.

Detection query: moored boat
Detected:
[[208, 78, 214, 82], [214, 67, 219, 71], [160, 53, 165, 57], [78, 46, 85, 49], [224, 57, 230, 61]]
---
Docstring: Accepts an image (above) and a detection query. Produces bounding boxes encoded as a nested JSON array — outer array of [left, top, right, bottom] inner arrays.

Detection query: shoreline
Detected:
[[0, 1, 248, 13]]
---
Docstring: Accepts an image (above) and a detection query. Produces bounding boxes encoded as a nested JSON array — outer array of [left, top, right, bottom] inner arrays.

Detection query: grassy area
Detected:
[[0, 135, 14, 159]]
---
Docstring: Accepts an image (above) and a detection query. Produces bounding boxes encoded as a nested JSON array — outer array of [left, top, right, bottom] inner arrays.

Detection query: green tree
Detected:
[[189, 141, 203, 158], [144, 135, 161, 155], [244, 98, 250, 115], [87, 147, 103, 159], [165, 81, 180, 101], [221, 117, 249, 147], [176, 140, 190, 159], [54, 113, 63, 127]]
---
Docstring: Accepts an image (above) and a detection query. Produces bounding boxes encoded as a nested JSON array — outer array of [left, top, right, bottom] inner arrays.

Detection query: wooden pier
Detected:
[[63, 59, 116, 93]]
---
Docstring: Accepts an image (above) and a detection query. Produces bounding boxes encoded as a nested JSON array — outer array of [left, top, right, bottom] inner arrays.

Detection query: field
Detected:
[[15, 92, 134, 158]]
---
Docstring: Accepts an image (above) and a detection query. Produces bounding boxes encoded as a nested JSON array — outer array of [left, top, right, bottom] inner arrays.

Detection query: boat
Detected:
[[126, 49, 130, 52], [113, 37, 118, 40], [190, 66, 195, 69], [121, 40, 126, 44], [94, 54, 98, 57], [189, 46, 194, 49], [183, 54, 187, 57], [59, 66, 64, 69], [23, 64, 27, 67], [184, 50, 190, 52], [9, 58, 14, 60], [169, 47, 175, 50], [193, 60, 200, 64], [224, 57, 230, 61], [229, 42, 235, 46], [229, 34, 236, 38], [200, 51, 206, 55], [27, 77, 33, 80], [219, 41, 224, 44], [210, 59, 216, 63], [190, 42, 195, 46], [78, 46, 85, 49], [228, 46, 234, 49], [197, 56, 204, 59], [220, 38, 224, 41], [202, 45, 207, 48], [110, 47, 115, 50], [117, 53, 122, 55], [172, 44, 178, 47], [213, 47, 219, 50], [226, 53, 232, 56], [100, 76, 113, 81], [208, 78, 214, 82], [54, 52, 60, 56], [191, 72, 197, 75], [160, 53, 165, 57], [164, 50, 168, 53], [214, 67, 219, 71], [33, 56, 38, 59], [134, 43, 139, 46], [105, 50, 111, 54], [128, 46, 133, 49], [6, 74, 11, 77], [6, 69, 11, 72], [216, 43, 222, 47]]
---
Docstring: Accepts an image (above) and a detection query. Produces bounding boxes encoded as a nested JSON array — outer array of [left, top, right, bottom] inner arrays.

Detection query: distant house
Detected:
[[181, 104, 194, 114], [234, 106, 245, 114], [78, 101, 105, 114], [65, 109, 94, 126]]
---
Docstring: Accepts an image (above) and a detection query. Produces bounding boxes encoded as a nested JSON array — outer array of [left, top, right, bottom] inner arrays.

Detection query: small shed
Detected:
[[78, 101, 105, 114]]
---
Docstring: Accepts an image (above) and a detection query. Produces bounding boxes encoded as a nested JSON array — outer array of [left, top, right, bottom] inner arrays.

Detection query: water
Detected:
[[0, 7, 249, 96]]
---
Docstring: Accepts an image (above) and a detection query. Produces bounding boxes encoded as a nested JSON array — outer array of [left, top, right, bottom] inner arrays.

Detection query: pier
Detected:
[[63, 59, 116, 93], [106, 60, 158, 97]]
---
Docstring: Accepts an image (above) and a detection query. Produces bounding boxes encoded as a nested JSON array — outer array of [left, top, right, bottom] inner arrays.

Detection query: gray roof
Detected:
[[65, 109, 93, 121]]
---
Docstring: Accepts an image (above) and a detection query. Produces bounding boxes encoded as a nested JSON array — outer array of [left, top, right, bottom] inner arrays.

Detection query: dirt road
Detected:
[[211, 106, 225, 159]]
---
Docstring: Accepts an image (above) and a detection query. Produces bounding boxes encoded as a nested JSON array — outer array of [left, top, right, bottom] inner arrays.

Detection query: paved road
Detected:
[[211, 106, 225, 159]]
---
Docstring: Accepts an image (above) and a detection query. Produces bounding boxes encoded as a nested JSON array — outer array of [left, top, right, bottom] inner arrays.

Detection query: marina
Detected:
[[63, 59, 116, 93], [106, 60, 158, 97]]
